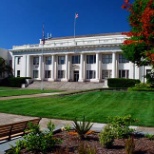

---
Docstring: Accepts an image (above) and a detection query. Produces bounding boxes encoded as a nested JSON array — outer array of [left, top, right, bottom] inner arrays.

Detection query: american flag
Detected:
[[75, 13, 78, 19]]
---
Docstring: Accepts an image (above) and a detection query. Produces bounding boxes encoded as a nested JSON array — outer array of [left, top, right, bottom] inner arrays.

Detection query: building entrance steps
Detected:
[[27, 81, 106, 90]]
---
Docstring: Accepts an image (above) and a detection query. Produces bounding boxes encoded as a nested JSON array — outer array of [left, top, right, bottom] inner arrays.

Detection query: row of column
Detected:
[[25, 52, 117, 81]]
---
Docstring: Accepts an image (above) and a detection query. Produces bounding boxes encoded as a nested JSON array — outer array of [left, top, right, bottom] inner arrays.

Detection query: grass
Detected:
[[0, 87, 61, 97], [0, 90, 154, 127]]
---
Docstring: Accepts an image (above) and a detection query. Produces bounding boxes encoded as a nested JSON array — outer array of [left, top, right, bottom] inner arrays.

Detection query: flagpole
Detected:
[[41, 44, 44, 90], [74, 13, 78, 51], [41, 24, 45, 90]]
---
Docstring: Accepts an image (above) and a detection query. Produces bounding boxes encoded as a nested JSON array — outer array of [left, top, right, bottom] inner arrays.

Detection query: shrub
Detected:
[[145, 133, 154, 140], [125, 136, 135, 154], [78, 142, 97, 154], [99, 125, 114, 148], [108, 78, 140, 88], [128, 83, 154, 91], [0, 77, 31, 87], [108, 115, 136, 139], [7, 121, 61, 153], [73, 117, 93, 139], [99, 115, 136, 149]]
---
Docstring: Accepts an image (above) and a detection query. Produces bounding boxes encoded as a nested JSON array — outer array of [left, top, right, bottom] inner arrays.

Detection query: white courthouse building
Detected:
[[11, 33, 151, 83]]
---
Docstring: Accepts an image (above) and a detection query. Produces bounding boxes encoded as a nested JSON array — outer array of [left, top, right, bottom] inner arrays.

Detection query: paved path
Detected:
[[0, 92, 62, 100], [0, 113, 154, 134]]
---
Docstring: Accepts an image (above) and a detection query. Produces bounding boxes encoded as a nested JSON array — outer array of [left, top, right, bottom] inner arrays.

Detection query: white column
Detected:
[[65, 54, 68, 81], [51, 55, 55, 81], [112, 52, 116, 78], [95, 53, 100, 82], [26, 55, 30, 77], [68, 55, 70, 81], [12, 56, 15, 77], [79, 53, 84, 82], [39, 55, 42, 80]]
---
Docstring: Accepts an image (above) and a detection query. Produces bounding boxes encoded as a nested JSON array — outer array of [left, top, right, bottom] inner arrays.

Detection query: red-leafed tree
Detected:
[[121, 0, 154, 66]]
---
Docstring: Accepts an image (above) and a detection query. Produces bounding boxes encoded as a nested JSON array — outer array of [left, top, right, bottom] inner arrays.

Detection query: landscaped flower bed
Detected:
[[9, 130, 154, 154], [6, 116, 154, 154]]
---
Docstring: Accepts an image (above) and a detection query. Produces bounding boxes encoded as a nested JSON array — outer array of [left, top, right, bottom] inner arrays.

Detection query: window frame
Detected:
[[33, 57, 39, 65], [86, 70, 96, 79], [86, 55, 96, 64], [102, 54, 112, 64], [58, 56, 65, 65], [58, 70, 65, 79], [72, 55, 80, 64]]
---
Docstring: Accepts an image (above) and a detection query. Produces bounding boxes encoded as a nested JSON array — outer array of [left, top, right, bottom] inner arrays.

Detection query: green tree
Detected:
[[0, 57, 12, 78], [121, 0, 154, 67]]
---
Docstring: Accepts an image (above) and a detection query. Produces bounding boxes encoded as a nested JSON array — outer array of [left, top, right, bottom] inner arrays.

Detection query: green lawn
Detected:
[[0, 87, 61, 97], [0, 91, 154, 127]]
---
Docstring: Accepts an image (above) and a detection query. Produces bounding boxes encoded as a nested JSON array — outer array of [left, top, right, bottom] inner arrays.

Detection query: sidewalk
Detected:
[[0, 92, 62, 101]]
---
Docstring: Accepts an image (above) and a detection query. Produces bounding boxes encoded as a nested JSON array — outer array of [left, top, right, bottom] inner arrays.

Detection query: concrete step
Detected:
[[27, 81, 106, 90]]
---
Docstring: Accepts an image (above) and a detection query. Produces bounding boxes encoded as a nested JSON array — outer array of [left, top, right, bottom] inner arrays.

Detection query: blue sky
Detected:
[[0, 0, 131, 49]]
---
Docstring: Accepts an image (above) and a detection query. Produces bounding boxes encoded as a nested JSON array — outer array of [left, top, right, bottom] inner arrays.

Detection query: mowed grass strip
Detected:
[[0, 88, 60, 97], [0, 91, 154, 127]]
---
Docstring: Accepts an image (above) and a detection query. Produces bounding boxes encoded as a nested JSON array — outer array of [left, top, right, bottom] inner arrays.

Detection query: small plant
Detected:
[[6, 140, 25, 154], [125, 136, 135, 154], [78, 142, 97, 154], [12, 121, 61, 154], [145, 133, 154, 140], [108, 115, 136, 139], [73, 116, 93, 139], [99, 124, 114, 148]]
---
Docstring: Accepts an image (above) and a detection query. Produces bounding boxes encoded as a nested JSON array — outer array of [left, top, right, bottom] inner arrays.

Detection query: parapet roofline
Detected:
[[45, 32, 126, 41]]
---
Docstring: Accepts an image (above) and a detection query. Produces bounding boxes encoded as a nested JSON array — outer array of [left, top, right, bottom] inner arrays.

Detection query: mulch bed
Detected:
[[19, 130, 154, 154]]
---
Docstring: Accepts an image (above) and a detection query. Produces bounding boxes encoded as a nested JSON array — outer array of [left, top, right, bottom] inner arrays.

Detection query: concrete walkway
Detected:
[[0, 92, 62, 100]]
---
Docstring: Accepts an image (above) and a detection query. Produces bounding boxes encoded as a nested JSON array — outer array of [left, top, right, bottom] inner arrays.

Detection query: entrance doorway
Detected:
[[74, 71, 79, 82]]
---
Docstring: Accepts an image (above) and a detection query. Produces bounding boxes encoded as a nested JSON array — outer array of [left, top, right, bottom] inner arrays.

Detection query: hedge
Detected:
[[108, 78, 140, 88], [0, 77, 31, 87]]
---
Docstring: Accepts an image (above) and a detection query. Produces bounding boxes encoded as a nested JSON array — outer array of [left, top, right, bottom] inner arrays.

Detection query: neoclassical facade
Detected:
[[11, 33, 151, 83]]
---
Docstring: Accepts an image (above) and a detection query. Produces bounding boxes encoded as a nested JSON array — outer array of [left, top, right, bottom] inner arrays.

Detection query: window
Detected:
[[119, 54, 129, 63], [86, 55, 96, 64], [102, 70, 112, 79], [119, 70, 129, 78], [33, 57, 39, 65], [33, 70, 38, 78], [45, 70, 51, 78], [17, 57, 21, 65], [45, 57, 52, 65], [17, 70, 20, 77], [58, 56, 65, 64], [86, 70, 96, 79], [102, 54, 112, 64], [72, 55, 80, 64], [58, 70, 65, 78]]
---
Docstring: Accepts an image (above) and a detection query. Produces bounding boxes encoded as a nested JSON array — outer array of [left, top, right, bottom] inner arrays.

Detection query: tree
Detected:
[[121, 0, 154, 67], [0, 57, 12, 78]]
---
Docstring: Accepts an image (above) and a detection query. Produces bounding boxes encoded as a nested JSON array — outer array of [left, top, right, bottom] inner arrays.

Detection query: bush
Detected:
[[23, 121, 61, 153], [99, 125, 114, 148], [99, 115, 136, 149], [7, 121, 61, 154], [108, 78, 140, 88], [128, 83, 154, 91], [108, 115, 136, 139], [0, 77, 31, 87], [125, 136, 135, 154]]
